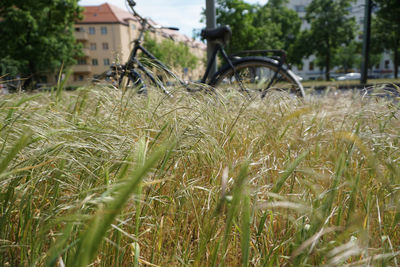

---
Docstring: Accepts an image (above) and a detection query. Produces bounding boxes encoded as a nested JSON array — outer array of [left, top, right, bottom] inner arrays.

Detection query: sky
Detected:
[[78, 0, 268, 38]]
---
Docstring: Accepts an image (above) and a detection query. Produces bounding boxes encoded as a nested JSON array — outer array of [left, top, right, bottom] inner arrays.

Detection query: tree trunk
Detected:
[[394, 48, 399, 79], [326, 52, 331, 81], [26, 61, 37, 91], [325, 39, 331, 81]]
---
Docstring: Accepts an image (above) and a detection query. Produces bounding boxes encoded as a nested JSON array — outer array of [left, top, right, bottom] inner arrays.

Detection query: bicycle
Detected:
[[94, 0, 305, 99]]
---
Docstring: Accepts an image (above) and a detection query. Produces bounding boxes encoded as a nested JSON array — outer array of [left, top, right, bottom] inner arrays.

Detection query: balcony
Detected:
[[72, 64, 92, 73], [75, 31, 89, 41]]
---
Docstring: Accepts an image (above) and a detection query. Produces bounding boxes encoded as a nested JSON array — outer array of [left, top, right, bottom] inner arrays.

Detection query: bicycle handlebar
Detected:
[[152, 25, 180, 31], [126, 0, 179, 32], [127, 0, 136, 7]]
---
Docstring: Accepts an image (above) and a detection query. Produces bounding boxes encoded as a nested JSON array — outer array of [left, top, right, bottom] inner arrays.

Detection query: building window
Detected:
[[295, 5, 305, 12], [104, 58, 110, 66], [92, 59, 99, 66], [385, 60, 390, 69], [309, 61, 314, 71], [90, 43, 97, 50], [297, 64, 303, 71], [101, 26, 107, 35], [77, 58, 87, 65], [89, 27, 95, 35], [102, 42, 109, 50], [74, 74, 85, 81], [75, 27, 84, 32], [131, 24, 136, 30]]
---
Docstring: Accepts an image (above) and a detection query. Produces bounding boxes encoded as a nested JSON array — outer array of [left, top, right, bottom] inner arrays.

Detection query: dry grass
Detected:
[[301, 78, 400, 87], [0, 85, 399, 266]]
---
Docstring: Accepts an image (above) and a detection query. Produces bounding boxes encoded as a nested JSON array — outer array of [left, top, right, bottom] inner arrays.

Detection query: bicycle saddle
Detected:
[[201, 25, 232, 44]]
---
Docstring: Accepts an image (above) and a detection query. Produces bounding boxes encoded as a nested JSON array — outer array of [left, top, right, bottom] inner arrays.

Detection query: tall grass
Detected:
[[0, 86, 399, 266]]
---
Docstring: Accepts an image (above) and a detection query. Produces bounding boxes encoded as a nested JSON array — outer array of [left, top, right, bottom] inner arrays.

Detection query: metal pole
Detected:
[[206, 0, 217, 78], [360, 0, 372, 84]]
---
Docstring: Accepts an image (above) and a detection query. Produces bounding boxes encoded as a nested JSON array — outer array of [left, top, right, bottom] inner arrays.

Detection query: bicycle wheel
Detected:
[[92, 64, 125, 89], [119, 69, 146, 92], [209, 56, 305, 98]]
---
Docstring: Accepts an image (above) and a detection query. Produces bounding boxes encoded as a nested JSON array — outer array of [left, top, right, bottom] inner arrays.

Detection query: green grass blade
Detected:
[[272, 151, 308, 193], [0, 132, 31, 174], [72, 143, 173, 267], [321, 153, 345, 217], [241, 192, 251, 267], [1, 95, 39, 132], [222, 163, 249, 261]]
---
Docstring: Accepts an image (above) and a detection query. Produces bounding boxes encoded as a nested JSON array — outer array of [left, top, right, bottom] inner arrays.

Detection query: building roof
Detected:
[[78, 2, 206, 50], [79, 3, 137, 25]]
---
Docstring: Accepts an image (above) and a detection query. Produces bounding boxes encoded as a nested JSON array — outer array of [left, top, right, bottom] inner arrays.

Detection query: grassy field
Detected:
[[0, 85, 399, 266], [301, 78, 400, 88]]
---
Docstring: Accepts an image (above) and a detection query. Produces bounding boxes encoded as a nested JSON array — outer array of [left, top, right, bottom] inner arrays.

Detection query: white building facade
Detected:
[[287, 0, 396, 80]]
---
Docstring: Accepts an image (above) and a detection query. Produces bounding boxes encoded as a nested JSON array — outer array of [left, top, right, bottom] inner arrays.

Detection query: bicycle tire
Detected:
[[117, 68, 149, 94], [209, 56, 305, 98]]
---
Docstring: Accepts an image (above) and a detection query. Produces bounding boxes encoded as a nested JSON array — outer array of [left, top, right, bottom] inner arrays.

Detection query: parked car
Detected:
[[336, 72, 361, 81], [293, 74, 303, 81], [0, 82, 9, 94]]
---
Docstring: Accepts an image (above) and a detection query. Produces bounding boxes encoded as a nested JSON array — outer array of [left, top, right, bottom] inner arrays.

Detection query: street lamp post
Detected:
[[205, 0, 217, 78], [360, 0, 372, 84]]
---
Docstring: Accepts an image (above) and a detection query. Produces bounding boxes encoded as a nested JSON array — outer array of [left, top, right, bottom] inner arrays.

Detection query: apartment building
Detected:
[[71, 3, 206, 86], [287, 0, 396, 80]]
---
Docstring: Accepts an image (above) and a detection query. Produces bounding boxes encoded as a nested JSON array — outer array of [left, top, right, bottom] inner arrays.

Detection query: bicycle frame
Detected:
[[121, 11, 250, 94], [119, 1, 295, 97], [121, 19, 177, 95]]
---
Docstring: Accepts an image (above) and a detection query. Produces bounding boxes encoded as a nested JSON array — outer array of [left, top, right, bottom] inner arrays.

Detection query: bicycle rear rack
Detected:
[[229, 49, 288, 67]]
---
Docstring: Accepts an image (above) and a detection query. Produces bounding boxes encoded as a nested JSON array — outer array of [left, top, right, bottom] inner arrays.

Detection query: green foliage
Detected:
[[215, 0, 258, 54], [333, 41, 361, 73], [143, 34, 198, 71], [0, 0, 82, 84], [372, 0, 400, 78], [299, 0, 357, 80], [0, 57, 22, 77], [369, 17, 384, 71], [215, 0, 302, 64]]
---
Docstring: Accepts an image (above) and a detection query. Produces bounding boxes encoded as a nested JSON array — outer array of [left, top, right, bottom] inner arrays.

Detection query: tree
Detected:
[[372, 0, 400, 78], [302, 0, 357, 80], [257, 0, 303, 64], [143, 34, 198, 72], [0, 0, 82, 87], [0, 57, 22, 77], [333, 41, 361, 73], [368, 16, 384, 72], [215, 0, 260, 54], [215, 0, 302, 64]]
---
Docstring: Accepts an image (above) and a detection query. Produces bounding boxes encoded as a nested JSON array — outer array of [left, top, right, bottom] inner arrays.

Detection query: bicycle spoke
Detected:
[[212, 57, 304, 98]]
